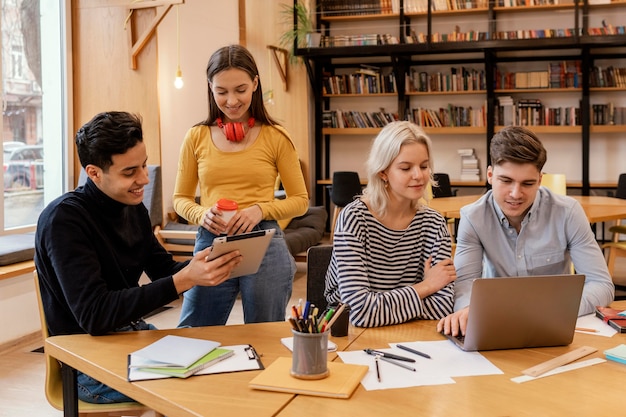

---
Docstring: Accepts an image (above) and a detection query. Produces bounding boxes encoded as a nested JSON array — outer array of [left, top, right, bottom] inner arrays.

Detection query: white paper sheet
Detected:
[[575, 314, 618, 337], [337, 341, 503, 391]]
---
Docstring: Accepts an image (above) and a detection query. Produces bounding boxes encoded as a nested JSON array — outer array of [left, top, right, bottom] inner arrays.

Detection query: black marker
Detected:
[[397, 344, 432, 359]]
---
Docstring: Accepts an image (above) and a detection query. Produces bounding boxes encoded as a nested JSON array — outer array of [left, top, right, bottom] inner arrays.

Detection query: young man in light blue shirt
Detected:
[[438, 126, 614, 337]]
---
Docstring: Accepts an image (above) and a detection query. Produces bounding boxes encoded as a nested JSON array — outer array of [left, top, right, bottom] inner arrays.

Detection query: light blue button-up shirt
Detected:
[[454, 187, 614, 315]]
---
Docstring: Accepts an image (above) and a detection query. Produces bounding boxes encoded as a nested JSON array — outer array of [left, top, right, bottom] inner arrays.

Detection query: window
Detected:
[[2, 0, 68, 232]]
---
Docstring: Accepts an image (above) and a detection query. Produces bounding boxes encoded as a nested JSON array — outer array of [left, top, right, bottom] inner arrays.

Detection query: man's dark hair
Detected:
[[75, 111, 143, 171], [490, 126, 547, 172]]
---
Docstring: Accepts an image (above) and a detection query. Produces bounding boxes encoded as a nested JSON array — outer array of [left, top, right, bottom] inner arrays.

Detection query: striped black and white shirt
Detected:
[[325, 199, 454, 327]]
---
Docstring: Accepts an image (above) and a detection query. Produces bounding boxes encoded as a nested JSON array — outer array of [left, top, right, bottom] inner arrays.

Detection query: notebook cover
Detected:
[[595, 306, 626, 333], [248, 357, 368, 399]]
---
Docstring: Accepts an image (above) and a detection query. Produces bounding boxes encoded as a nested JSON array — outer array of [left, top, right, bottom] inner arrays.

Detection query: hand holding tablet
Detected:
[[205, 229, 276, 278]]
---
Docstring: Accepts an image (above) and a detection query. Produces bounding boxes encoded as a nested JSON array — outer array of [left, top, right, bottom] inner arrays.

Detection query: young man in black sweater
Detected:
[[35, 111, 242, 403]]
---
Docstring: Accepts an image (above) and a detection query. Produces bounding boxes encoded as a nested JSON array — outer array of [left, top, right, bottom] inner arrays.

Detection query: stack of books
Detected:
[[458, 148, 480, 181]]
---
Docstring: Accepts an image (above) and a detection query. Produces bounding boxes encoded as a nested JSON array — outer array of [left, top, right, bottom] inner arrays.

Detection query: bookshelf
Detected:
[[295, 0, 626, 205]]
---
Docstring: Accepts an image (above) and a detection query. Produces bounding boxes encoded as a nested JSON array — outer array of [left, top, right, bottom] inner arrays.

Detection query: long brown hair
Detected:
[[196, 44, 279, 127]]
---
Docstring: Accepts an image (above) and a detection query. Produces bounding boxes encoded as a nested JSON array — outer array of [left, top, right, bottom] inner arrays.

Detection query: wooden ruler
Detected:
[[521, 346, 598, 377]]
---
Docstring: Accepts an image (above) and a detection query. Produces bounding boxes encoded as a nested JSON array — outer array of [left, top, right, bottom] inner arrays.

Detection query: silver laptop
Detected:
[[445, 275, 585, 351]]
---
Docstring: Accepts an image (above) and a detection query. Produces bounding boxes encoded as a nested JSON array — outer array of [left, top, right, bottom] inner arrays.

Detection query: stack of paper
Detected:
[[128, 335, 232, 379], [604, 344, 626, 365]]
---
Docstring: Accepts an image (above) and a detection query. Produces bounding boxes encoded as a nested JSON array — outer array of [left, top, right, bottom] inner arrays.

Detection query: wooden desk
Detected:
[[427, 194, 482, 219], [277, 301, 626, 417], [45, 322, 365, 417], [427, 194, 626, 224], [571, 195, 626, 223]]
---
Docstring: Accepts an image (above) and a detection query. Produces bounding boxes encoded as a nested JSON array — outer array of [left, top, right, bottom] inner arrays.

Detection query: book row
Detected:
[[497, 0, 564, 5], [409, 105, 487, 128], [319, 0, 490, 16], [318, 24, 624, 48], [407, 67, 486, 93], [319, 0, 395, 16], [497, 61, 581, 89], [322, 109, 400, 128], [591, 104, 626, 126], [590, 66, 626, 88], [496, 97, 582, 126], [323, 71, 398, 95]]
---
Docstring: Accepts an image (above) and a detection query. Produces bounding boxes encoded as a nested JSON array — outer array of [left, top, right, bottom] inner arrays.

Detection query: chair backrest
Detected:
[[330, 171, 362, 208], [306, 245, 333, 312], [616, 173, 626, 200], [33, 270, 152, 415], [432, 173, 454, 198], [78, 165, 163, 229], [541, 173, 567, 195]]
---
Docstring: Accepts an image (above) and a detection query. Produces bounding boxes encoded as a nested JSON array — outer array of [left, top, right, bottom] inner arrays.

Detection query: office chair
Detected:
[[602, 173, 626, 300], [432, 173, 457, 198], [34, 271, 162, 416], [330, 171, 362, 240], [431, 173, 457, 242], [306, 245, 333, 313]]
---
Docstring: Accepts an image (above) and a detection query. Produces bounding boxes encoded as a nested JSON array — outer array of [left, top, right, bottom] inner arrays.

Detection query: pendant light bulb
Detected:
[[174, 66, 184, 89], [173, 4, 183, 89]]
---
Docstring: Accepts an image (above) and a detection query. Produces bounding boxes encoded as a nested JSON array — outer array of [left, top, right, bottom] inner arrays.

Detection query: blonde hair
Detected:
[[362, 121, 435, 217]]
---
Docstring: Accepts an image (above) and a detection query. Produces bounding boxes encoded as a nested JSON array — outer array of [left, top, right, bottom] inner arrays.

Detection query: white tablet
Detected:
[[206, 229, 276, 278]]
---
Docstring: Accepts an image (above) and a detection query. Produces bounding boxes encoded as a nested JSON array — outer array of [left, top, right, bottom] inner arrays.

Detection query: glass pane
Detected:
[[2, 0, 65, 231]]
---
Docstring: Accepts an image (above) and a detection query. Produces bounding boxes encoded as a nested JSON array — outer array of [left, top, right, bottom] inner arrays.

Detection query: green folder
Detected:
[[137, 348, 234, 378]]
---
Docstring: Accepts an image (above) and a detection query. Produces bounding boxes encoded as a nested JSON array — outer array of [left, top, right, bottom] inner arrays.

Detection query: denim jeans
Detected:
[[178, 220, 295, 327], [76, 321, 156, 404]]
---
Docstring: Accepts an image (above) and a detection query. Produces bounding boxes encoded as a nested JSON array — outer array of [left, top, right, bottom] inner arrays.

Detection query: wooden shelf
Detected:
[[305, 1, 626, 204], [495, 125, 582, 133], [323, 93, 397, 98], [407, 90, 486, 96]]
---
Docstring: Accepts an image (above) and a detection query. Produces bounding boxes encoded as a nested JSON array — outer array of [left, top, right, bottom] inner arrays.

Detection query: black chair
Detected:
[[306, 245, 333, 313], [330, 171, 362, 240], [432, 173, 457, 198]]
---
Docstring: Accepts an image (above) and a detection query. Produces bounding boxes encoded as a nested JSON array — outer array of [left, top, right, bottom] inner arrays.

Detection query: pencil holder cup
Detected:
[[290, 329, 330, 380], [330, 303, 350, 337]]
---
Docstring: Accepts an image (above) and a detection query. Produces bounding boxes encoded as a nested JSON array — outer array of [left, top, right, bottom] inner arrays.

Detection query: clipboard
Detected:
[[128, 344, 264, 381]]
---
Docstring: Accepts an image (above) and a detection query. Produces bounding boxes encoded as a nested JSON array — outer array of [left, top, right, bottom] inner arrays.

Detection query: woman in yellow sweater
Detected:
[[174, 45, 308, 326]]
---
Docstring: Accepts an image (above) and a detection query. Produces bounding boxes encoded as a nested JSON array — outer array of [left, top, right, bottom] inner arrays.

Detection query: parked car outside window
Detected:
[[3, 144, 44, 191]]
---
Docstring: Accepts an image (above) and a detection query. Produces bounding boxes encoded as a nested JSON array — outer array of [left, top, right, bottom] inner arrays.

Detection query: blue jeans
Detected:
[[77, 321, 155, 404], [178, 221, 295, 327]]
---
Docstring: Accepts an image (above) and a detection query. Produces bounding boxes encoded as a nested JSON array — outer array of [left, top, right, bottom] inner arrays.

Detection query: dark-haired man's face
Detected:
[[87, 142, 149, 206], [487, 161, 541, 230]]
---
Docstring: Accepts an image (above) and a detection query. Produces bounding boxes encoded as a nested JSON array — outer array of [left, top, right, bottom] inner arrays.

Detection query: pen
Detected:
[[397, 344, 432, 359], [378, 355, 417, 372], [324, 303, 346, 330], [364, 349, 416, 363], [375, 355, 381, 382]]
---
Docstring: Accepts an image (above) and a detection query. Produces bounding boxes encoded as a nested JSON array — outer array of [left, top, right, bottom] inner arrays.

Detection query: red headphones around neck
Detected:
[[216, 117, 256, 142]]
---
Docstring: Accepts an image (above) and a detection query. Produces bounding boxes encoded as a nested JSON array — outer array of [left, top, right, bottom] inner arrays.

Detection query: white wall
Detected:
[[0, 0, 240, 347], [0, 273, 40, 345], [157, 0, 240, 218]]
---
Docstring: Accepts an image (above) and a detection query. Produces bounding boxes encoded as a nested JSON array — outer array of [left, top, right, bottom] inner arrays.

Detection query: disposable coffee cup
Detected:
[[330, 303, 350, 337], [290, 329, 330, 380], [216, 198, 238, 224]]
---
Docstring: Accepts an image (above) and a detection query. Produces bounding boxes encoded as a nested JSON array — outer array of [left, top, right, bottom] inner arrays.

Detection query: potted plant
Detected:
[[279, 0, 320, 63]]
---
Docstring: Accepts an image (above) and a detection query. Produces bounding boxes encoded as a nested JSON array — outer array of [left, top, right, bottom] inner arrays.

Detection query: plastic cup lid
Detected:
[[216, 198, 238, 210]]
